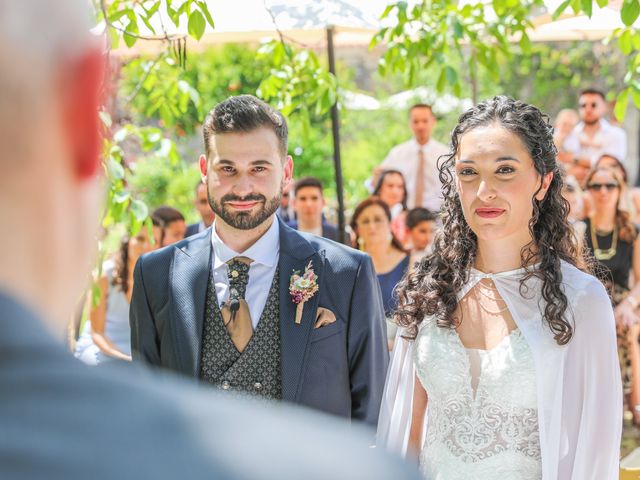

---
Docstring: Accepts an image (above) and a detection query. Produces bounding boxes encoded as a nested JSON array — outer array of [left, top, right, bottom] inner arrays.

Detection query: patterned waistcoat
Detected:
[[199, 267, 282, 400]]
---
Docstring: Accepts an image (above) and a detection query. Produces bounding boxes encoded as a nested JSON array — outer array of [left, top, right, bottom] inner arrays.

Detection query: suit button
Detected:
[[221, 380, 230, 390], [254, 382, 262, 390]]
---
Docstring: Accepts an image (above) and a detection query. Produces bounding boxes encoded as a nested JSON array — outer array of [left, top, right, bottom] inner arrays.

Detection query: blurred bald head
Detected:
[[0, 0, 106, 333], [0, 0, 95, 165]]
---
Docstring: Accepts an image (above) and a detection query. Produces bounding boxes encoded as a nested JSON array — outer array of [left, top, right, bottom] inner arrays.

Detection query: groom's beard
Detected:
[[208, 190, 281, 230]]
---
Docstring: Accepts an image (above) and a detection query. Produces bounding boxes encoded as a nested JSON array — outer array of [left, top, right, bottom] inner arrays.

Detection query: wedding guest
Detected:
[[287, 176, 339, 241], [561, 175, 586, 251], [0, 3, 418, 479], [553, 108, 579, 152], [151, 205, 186, 247], [351, 196, 409, 348], [185, 181, 215, 237], [373, 169, 409, 244], [561, 88, 627, 186], [371, 104, 449, 211], [378, 96, 621, 479], [595, 153, 640, 221], [583, 166, 640, 424], [75, 228, 154, 364], [404, 207, 437, 265]]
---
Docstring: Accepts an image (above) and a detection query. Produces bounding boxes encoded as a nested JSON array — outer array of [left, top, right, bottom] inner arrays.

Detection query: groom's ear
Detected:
[[283, 155, 293, 187]]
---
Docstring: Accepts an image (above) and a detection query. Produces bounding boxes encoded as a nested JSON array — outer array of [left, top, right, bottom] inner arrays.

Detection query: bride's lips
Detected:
[[475, 207, 506, 218], [226, 201, 261, 211]]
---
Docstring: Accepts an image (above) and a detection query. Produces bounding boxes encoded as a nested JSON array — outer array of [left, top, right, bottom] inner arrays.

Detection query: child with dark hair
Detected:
[[405, 207, 437, 264]]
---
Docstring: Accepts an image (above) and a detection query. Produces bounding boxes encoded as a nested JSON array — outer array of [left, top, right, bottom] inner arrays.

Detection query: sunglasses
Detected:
[[579, 102, 598, 109], [587, 183, 619, 192]]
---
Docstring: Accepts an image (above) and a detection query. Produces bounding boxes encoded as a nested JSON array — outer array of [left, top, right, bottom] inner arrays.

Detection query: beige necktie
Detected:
[[221, 256, 253, 352], [414, 149, 426, 208]]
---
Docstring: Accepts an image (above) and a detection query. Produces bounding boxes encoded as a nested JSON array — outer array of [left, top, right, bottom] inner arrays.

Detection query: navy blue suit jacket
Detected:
[[130, 220, 388, 425]]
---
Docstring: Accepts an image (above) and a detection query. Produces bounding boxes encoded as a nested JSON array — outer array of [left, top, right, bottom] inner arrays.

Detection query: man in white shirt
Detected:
[[561, 88, 627, 171], [373, 104, 449, 211], [131, 95, 388, 425]]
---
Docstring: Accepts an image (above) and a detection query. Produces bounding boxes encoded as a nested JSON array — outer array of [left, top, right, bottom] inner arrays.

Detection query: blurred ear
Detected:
[[199, 154, 208, 177], [63, 48, 105, 180]]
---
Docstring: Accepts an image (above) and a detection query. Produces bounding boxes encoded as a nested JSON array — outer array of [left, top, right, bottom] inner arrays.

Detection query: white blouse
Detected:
[[377, 261, 622, 480]]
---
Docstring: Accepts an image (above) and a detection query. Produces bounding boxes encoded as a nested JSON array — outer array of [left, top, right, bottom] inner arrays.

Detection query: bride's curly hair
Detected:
[[395, 96, 584, 345]]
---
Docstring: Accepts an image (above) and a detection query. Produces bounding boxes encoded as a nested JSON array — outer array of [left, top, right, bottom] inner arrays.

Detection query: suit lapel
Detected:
[[278, 223, 325, 402], [171, 230, 211, 376]]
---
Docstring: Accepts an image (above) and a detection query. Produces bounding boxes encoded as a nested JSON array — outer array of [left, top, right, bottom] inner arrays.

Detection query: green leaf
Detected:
[[621, 0, 640, 26], [614, 87, 630, 121], [114, 190, 131, 204], [445, 65, 458, 85], [107, 158, 125, 180], [123, 31, 137, 48], [130, 199, 149, 223], [188, 10, 206, 40], [596, 0, 608, 6], [619, 29, 633, 54], [196, 1, 215, 28], [552, 0, 572, 20], [436, 68, 446, 92], [581, 0, 592, 17]]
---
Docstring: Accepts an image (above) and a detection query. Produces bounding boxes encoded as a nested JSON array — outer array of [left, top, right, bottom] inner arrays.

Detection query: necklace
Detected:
[[467, 284, 510, 315], [590, 220, 618, 261]]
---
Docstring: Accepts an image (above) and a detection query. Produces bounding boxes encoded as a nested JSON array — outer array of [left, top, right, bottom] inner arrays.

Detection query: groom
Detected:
[[130, 95, 388, 425]]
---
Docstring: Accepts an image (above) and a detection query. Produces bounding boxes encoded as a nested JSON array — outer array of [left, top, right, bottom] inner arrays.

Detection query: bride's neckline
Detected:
[[470, 263, 541, 279]]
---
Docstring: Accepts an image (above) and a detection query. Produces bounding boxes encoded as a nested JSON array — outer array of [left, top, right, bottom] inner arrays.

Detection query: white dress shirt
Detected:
[[210, 218, 280, 328], [379, 138, 450, 210], [562, 119, 627, 165]]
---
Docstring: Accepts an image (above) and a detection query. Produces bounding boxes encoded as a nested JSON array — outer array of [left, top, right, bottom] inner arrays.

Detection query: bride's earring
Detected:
[[357, 237, 365, 249]]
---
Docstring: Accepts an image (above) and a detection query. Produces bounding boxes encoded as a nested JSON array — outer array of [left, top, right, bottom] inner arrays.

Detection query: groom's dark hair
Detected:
[[202, 95, 288, 159]]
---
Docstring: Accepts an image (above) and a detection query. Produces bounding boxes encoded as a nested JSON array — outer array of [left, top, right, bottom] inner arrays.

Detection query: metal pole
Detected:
[[326, 25, 347, 244]]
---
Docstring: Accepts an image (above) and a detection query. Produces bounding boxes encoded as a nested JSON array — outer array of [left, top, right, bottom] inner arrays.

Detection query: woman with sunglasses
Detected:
[[584, 166, 640, 424], [378, 97, 621, 479]]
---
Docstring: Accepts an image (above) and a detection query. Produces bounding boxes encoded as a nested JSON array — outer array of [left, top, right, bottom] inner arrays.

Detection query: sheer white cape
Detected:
[[377, 261, 622, 480]]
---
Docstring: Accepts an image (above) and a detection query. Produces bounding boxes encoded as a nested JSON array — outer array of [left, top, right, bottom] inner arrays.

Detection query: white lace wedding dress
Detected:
[[377, 261, 622, 480], [415, 320, 541, 479]]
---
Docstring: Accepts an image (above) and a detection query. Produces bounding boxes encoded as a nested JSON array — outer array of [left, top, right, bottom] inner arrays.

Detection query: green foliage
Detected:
[[553, 0, 640, 120], [257, 40, 338, 137], [372, 0, 544, 101]]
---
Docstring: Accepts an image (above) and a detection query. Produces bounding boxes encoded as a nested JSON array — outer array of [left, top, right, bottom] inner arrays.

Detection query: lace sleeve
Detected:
[[377, 327, 424, 456]]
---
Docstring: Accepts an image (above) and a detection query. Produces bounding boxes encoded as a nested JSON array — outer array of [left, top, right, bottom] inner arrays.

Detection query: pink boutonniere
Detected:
[[289, 261, 319, 325]]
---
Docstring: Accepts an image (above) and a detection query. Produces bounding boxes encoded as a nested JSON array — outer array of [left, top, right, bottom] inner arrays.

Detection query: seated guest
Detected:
[[351, 197, 409, 347], [151, 206, 186, 247], [596, 154, 640, 222], [287, 176, 339, 241], [404, 207, 437, 265], [75, 228, 155, 365], [373, 169, 409, 244], [185, 181, 215, 237]]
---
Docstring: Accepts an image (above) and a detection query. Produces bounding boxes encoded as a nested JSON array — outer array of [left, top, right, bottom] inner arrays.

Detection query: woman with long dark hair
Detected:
[[373, 169, 410, 245], [377, 97, 621, 479], [74, 227, 154, 364]]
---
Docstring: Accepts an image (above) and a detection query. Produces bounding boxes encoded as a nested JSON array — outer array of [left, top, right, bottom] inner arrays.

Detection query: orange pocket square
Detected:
[[314, 307, 337, 329]]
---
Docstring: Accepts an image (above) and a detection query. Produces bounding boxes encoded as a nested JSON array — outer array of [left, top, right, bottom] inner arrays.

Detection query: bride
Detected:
[[377, 96, 621, 479]]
